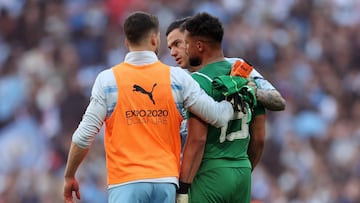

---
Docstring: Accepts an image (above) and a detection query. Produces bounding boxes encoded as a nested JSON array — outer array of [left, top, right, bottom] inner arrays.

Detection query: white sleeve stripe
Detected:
[[192, 72, 213, 82]]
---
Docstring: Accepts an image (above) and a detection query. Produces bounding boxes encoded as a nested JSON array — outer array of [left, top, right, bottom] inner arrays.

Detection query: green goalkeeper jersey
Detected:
[[190, 60, 265, 174]]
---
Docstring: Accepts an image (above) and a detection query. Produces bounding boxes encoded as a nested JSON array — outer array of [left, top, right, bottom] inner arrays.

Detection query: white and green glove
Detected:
[[176, 181, 190, 203], [176, 193, 188, 203]]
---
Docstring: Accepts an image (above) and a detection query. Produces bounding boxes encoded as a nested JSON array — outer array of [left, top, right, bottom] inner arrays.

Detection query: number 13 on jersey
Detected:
[[219, 111, 249, 143]]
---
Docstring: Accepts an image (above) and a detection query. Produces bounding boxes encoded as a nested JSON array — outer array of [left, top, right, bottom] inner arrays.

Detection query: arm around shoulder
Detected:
[[175, 67, 234, 127]]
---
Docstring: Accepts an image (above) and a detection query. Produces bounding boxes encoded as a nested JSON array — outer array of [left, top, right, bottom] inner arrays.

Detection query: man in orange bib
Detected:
[[63, 11, 238, 203]]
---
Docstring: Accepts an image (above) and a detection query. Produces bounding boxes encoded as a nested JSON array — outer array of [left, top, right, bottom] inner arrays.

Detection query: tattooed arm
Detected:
[[256, 89, 286, 111], [247, 80, 285, 111], [249, 68, 286, 111], [225, 57, 286, 111]]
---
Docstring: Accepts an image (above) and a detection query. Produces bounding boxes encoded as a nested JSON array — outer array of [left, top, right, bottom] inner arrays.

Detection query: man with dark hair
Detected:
[[165, 17, 191, 37], [62, 11, 239, 203], [176, 12, 267, 203], [124, 11, 159, 47], [166, 17, 195, 72]]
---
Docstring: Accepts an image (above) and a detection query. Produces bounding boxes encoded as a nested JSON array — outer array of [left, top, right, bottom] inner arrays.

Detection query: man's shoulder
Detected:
[[92, 68, 117, 89], [225, 57, 244, 64], [225, 57, 263, 78], [169, 65, 191, 75], [169, 65, 194, 87], [98, 68, 114, 78]]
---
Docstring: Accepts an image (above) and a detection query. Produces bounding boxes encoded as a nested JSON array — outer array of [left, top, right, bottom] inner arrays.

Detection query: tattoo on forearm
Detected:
[[256, 90, 285, 111]]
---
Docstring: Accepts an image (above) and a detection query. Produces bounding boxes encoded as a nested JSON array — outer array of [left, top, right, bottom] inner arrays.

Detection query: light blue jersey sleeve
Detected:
[[225, 57, 275, 90], [72, 69, 111, 148]]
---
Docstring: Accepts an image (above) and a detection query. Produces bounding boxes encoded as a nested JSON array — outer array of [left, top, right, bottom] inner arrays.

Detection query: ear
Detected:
[[125, 38, 130, 49], [150, 33, 157, 46], [197, 41, 204, 52]]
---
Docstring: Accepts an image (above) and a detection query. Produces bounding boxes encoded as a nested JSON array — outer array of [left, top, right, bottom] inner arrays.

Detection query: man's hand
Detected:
[[176, 193, 189, 203], [63, 177, 81, 203], [247, 80, 257, 96]]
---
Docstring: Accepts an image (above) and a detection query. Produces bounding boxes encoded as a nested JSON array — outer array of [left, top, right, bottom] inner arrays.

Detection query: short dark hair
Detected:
[[165, 16, 191, 36], [124, 11, 159, 45], [183, 12, 223, 43]]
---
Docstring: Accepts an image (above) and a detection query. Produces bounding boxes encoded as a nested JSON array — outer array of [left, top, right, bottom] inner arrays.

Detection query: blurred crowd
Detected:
[[0, 0, 359, 202]]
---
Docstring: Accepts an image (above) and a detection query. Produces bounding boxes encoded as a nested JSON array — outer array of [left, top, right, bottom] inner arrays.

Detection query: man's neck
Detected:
[[188, 66, 200, 72], [188, 53, 225, 72], [201, 50, 225, 67], [128, 43, 156, 53]]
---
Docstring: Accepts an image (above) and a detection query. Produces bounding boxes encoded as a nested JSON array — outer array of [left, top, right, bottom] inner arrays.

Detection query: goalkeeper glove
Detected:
[[176, 181, 190, 203], [176, 194, 188, 203]]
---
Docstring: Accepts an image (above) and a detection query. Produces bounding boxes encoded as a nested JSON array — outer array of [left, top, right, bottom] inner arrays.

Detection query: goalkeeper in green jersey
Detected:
[[166, 17, 285, 166], [175, 12, 267, 203]]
